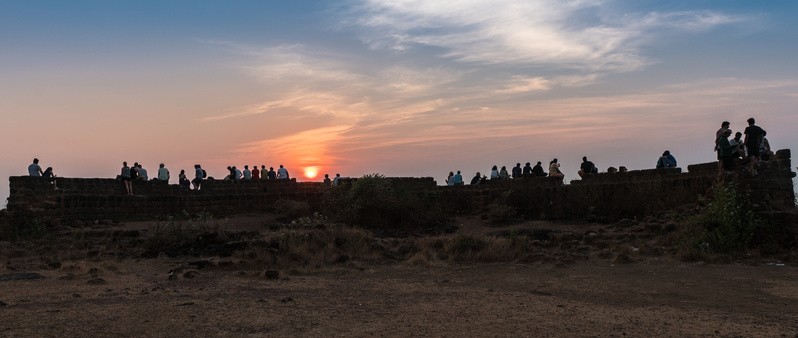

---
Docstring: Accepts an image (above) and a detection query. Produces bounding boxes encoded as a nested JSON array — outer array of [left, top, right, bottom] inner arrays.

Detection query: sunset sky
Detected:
[[2, 1, 798, 205]]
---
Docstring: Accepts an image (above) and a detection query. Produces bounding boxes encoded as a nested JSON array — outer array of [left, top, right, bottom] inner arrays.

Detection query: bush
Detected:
[[274, 199, 312, 222], [145, 213, 227, 257], [675, 182, 767, 257]]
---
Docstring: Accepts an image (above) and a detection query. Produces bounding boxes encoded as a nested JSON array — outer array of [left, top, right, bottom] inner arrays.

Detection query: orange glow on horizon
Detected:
[[304, 166, 319, 179]]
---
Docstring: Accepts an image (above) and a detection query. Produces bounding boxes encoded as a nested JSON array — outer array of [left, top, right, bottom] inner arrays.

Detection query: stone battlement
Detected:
[[4, 150, 795, 226]]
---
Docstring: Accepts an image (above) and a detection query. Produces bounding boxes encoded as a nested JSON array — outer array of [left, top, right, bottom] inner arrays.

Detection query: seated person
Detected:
[[578, 156, 597, 178], [470, 172, 482, 185], [656, 150, 677, 168], [531, 161, 546, 177]]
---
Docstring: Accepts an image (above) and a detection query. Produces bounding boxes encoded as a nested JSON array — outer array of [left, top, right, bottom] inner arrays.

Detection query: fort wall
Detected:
[[4, 150, 795, 227]]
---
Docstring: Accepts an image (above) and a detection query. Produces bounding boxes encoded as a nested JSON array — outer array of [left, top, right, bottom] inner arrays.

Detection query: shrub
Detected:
[[274, 199, 312, 222], [674, 182, 767, 257], [145, 213, 227, 256]]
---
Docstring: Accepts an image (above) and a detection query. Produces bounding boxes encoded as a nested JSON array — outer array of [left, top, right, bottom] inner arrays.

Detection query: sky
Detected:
[[2, 0, 798, 206]]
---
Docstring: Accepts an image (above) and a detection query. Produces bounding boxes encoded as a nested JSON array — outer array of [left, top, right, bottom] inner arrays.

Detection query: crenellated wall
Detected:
[[4, 150, 795, 226]]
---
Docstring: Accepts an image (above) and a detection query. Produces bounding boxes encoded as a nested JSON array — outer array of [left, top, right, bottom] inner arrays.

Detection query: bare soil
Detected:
[[1, 216, 797, 337]]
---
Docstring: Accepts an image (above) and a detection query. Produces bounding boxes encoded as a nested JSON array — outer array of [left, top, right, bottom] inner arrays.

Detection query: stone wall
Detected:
[[4, 150, 795, 227]]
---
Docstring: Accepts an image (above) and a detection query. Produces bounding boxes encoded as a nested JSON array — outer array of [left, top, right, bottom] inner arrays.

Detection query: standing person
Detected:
[[157, 163, 170, 182], [120, 161, 133, 195], [192, 164, 204, 190], [532, 161, 546, 177], [267, 167, 276, 180], [251, 165, 260, 180], [717, 129, 735, 177], [28, 158, 43, 176], [548, 159, 564, 179], [178, 170, 190, 189], [277, 165, 289, 179], [743, 118, 766, 172], [490, 165, 499, 180], [715, 121, 731, 174], [243, 165, 252, 180]]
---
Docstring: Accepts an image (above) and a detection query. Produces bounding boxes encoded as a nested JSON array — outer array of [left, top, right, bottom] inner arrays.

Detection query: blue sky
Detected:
[[2, 0, 797, 205]]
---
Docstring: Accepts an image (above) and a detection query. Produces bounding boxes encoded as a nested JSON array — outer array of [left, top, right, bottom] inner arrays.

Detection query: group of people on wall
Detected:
[[715, 118, 771, 177], [443, 151, 678, 186], [23, 117, 775, 193]]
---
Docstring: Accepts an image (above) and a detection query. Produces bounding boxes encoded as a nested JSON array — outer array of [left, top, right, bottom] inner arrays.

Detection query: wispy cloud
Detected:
[[348, 0, 745, 72]]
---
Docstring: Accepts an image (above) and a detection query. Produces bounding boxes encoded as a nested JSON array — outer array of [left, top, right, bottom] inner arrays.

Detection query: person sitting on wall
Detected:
[[178, 169, 190, 189], [136, 164, 148, 180], [499, 166, 509, 179], [446, 171, 455, 186], [333, 173, 343, 187], [548, 159, 564, 179], [452, 171, 464, 185], [522, 162, 532, 176], [261, 165, 268, 179], [267, 167, 276, 179], [760, 136, 774, 161], [42, 166, 57, 189], [158, 163, 170, 182], [277, 165, 289, 179], [656, 150, 677, 169], [618, 166, 628, 173], [251, 165, 260, 180], [233, 166, 242, 181], [470, 172, 482, 185], [532, 161, 546, 177], [490, 165, 500, 180], [323, 174, 332, 187], [130, 162, 139, 180], [512, 163, 522, 178], [607, 167, 618, 173], [729, 132, 745, 160], [578, 156, 597, 178], [243, 165, 252, 180], [225, 166, 234, 180], [28, 158, 43, 177]]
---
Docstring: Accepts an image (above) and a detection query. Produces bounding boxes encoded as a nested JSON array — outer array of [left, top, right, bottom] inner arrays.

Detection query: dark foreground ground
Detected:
[[1, 259, 796, 337], [1, 214, 797, 337]]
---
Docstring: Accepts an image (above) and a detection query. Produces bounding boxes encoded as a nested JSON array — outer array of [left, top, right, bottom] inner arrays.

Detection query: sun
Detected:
[[303, 166, 319, 179]]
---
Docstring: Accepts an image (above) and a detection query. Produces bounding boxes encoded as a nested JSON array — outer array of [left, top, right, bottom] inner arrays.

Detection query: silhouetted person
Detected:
[[261, 165, 267, 180], [656, 151, 677, 169], [323, 174, 332, 187], [470, 172, 482, 185], [178, 170, 190, 189], [28, 158, 43, 177], [490, 165, 499, 180], [243, 165, 252, 180], [549, 159, 564, 179], [252, 165, 260, 180], [512, 163, 522, 178], [618, 166, 628, 173], [277, 165, 289, 179], [532, 161, 546, 177], [42, 167, 57, 189], [120, 161, 133, 195], [523, 162, 533, 176], [578, 156, 597, 178], [192, 164, 204, 190], [136, 163, 148, 180], [499, 166, 509, 179], [744, 118, 766, 174], [452, 171, 464, 185], [446, 171, 455, 186], [729, 132, 745, 159], [158, 163, 170, 182], [718, 129, 735, 176], [267, 167, 276, 179], [607, 167, 618, 174], [715, 121, 731, 174]]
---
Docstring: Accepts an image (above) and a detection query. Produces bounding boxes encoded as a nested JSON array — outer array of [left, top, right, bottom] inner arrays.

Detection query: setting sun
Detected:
[[303, 166, 319, 179]]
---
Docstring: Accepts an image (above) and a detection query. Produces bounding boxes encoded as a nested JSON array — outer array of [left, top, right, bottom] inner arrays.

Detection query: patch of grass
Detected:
[[145, 213, 228, 257], [274, 199, 312, 222]]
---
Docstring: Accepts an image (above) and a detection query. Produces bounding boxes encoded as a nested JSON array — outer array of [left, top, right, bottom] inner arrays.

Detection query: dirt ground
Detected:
[[1, 216, 797, 337]]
